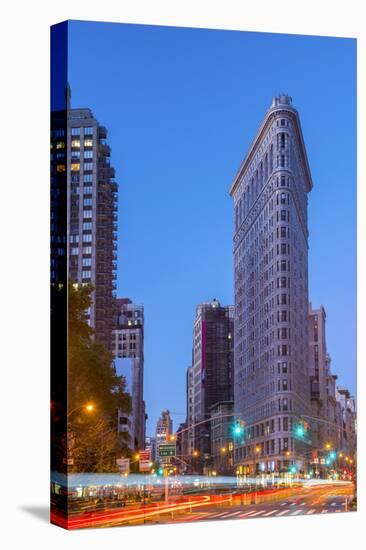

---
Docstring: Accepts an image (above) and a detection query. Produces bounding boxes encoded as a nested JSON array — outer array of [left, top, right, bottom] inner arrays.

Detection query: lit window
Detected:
[[71, 140, 80, 148], [56, 165, 66, 172], [56, 142, 65, 149], [84, 139, 93, 147], [71, 163, 80, 171]]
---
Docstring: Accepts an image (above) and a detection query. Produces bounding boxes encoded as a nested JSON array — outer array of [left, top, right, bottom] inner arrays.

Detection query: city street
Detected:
[[51, 480, 355, 529]]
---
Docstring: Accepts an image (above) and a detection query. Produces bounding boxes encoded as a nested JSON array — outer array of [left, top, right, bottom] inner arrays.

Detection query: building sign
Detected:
[[116, 458, 130, 474], [158, 444, 176, 457]]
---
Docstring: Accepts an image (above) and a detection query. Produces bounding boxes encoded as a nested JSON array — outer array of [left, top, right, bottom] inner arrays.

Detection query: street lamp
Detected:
[[67, 402, 95, 417]]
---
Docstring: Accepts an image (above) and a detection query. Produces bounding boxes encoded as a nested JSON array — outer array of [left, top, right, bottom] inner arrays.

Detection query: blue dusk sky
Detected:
[[67, 21, 356, 436]]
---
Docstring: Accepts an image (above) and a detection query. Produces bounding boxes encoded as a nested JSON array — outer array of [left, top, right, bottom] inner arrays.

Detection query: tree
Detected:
[[67, 282, 132, 472]]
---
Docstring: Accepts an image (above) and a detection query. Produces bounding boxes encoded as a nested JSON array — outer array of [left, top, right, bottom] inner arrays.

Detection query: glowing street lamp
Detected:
[[255, 445, 261, 454], [221, 447, 227, 454], [193, 450, 199, 457], [67, 402, 95, 417], [325, 442, 332, 450]]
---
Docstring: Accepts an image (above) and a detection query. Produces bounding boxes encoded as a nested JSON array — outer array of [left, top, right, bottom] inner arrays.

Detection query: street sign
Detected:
[[139, 450, 151, 461], [158, 444, 176, 457], [139, 460, 151, 472], [116, 458, 130, 474]]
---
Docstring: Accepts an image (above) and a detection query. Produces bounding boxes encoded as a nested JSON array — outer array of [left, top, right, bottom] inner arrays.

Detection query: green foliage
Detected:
[[67, 282, 132, 472]]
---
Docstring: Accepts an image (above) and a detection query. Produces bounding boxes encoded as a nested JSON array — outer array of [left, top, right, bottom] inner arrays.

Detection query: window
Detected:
[[83, 198, 92, 206], [84, 127, 93, 135], [280, 210, 287, 221], [81, 270, 91, 279], [280, 192, 287, 204], [84, 174, 93, 182], [282, 398, 288, 411], [71, 163, 80, 172], [83, 234, 92, 242], [84, 138, 93, 147], [283, 417, 289, 431], [56, 141, 65, 149], [83, 222, 92, 230], [84, 150, 93, 159], [71, 127, 81, 136], [56, 165, 66, 172], [71, 140, 80, 148], [83, 187, 92, 195], [82, 258, 92, 267], [83, 210, 92, 218], [71, 151, 80, 159], [70, 247, 79, 255], [84, 162, 93, 171]]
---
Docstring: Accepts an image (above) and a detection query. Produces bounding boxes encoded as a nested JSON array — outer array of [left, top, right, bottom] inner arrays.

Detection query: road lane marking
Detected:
[[321, 509, 328, 513], [280, 502, 288, 506], [306, 509, 316, 515], [247, 510, 266, 517], [207, 512, 235, 519], [224, 511, 246, 518], [276, 510, 290, 517], [300, 502, 306, 506], [262, 510, 279, 516], [291, 510, 302, 516], [335, 510, 341, 513]]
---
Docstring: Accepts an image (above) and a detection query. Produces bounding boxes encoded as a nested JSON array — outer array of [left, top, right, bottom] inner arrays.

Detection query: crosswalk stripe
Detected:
[[276, 510, 290, 517], [280, 502, 288, 506], [291, 510, 302, 516], [207, 512, 233, 519], [262, 510, 279, 517], [335, 510, 341, 513], [224, 511, 245, 518], [321, 509, 328, 514], [306, 509, 316, 515], [247, 510, 265, 517]]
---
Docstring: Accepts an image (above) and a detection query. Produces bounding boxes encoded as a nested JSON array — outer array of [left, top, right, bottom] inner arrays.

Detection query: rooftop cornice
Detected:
[[229, 101, 313, 197]]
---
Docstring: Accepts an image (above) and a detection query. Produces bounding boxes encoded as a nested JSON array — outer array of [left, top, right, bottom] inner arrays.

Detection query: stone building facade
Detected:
[[230, 95, 313, 475]]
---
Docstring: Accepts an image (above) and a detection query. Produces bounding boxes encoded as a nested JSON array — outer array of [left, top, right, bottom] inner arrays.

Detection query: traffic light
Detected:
[[233, 419, 245, 438], [158, 468, 164, 475], [294, 420, 308, 439], [329, 451, 336, 461], [289, 465, 297, 474]]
